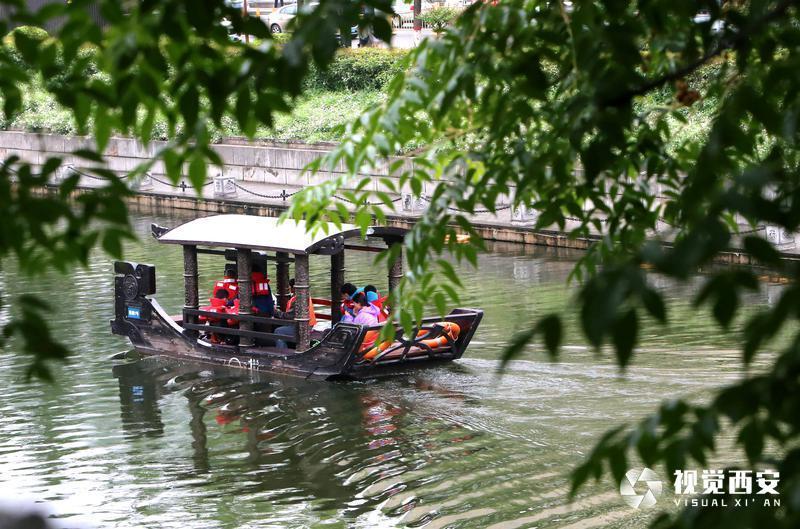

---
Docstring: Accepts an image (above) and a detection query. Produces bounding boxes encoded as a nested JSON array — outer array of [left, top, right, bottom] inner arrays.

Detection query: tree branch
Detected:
[[602, 0, 797, 107]]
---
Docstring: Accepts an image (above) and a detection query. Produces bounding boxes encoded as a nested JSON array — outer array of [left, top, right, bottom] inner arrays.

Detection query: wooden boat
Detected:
[[110, 215, 483, 380]]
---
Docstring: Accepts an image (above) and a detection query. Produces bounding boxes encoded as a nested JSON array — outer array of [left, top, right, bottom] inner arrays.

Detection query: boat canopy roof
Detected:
[[156, 214, 406, 255]]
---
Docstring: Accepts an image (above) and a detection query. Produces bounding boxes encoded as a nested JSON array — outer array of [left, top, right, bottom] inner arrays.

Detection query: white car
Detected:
[[267, 2, 314, 33], [267, 4, 294, 33]]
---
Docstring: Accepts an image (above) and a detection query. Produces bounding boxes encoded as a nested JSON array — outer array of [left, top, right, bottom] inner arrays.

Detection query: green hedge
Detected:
[[2, 26, 99, 76], [306, 48, 408, 92]]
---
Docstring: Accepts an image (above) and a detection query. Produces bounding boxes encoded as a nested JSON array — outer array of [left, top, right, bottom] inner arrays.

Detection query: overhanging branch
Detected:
[[602, 0, 797, 107]]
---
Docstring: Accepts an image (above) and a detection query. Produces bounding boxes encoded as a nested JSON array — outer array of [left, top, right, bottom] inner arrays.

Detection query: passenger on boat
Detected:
[[211, 266, 239, 305], [200, 289, 231, 344], [343, 292, 381, 326], [273, 278, 317, 349], [201, 289, 230, 318], [340, 282, 357, 318], [251, 263, 275, 316], [363, 285, 389, 322]]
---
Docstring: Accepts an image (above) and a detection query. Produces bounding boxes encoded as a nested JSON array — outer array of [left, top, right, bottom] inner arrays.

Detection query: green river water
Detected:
[[0, 209, 781, 528]]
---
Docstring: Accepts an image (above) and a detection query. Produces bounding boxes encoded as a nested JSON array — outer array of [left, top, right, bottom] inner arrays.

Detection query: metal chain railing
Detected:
[[234, 183, 299, 201], [419, 195, 511, 214], [334, 194, 404, 206], [0, 161, 786, 243]]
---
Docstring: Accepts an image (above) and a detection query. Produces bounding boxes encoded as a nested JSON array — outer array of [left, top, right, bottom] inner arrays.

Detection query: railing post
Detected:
[[183, 245, 199, 338], [276, 251, 291, 311], [388, 241, 403, 297], [330, 250, 345, 324], [294, 253, 311, 351], [237, 248, 254, 347]]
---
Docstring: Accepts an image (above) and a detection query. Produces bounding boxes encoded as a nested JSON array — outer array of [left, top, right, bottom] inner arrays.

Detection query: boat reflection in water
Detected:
[[112, 353, 486, 520]]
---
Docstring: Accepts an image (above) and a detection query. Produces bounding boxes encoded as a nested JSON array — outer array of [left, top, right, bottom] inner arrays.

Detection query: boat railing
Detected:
[[182, 308, 298, 344], [311, 298, 332, 321]]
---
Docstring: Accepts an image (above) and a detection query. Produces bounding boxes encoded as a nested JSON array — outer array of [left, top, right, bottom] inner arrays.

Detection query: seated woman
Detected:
[[345, 291, 384, 350], [343, 292, 381, 326]]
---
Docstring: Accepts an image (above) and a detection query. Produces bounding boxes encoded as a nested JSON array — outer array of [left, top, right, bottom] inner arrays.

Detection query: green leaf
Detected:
[[743, 235, 781, 266], [179, 86, 200, 130], [498, 326, 536, 372], [163, 150, 182, 183], [712, 287, 738, 328], [538, 314, 562, 358], [188, 152, 207, 190], [94, 107, 112, 153], [612, 309, 638, 368], [433, 292, 447, 315], [641, 287, 666, 323], [101, 230, 123, 258], [73, 149, 104, 162]]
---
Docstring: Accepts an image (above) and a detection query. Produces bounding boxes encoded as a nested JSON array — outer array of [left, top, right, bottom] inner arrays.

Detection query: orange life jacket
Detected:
[[287, 295, 317, 327]]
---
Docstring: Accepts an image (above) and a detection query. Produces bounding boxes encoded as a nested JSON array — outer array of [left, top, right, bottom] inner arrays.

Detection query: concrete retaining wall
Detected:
[[0, 130, 433, 195], [3, 129, 798, 262]]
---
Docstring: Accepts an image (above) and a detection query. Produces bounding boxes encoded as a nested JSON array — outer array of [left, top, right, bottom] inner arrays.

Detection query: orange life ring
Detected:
[[361, 322, 461, 361], [362, 339, 394, 360], [419, 322, 460, 350]]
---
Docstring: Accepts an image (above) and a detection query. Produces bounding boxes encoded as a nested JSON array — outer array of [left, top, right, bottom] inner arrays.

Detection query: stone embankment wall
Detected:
[[1, 129, 794, 264]]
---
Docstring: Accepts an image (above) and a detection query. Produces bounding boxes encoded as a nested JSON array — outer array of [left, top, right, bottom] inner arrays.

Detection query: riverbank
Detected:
[[4, 129, 795, 264]]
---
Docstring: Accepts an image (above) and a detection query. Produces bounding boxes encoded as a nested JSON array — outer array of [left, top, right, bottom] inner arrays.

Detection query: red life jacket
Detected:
[[199, 297, 228, 323], [341, 299, 354, 315], [212, 278, 239, 300], [226, 299, 240, 327], [210, 297, 228, 309], [251, 272, 271, 296]]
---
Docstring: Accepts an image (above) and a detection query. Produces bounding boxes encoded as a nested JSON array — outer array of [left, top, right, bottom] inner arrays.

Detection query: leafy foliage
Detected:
[[284, 0, 800, 526], [0, 0, 394, 376], [5, 0, 800, 526], [306, 48, 409, 91], [417, 6, 460, 34]]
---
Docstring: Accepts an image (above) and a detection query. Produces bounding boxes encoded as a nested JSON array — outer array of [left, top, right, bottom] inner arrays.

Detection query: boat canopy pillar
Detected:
[[183, 245, 199, 337], [330, 250, 345, 324], [237, 248, 254, 347], [276, 251, 291, 312], [388, 240, 403, 296], [294, 253, 311, 351]]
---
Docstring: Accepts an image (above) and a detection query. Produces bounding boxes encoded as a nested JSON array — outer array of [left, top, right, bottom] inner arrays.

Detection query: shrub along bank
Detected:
[[0, 27, 408, 143], [1, 26, 720, 150], [306, 48, 408, 92]]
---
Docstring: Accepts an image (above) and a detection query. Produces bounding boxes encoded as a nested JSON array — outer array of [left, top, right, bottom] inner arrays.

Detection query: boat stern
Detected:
[[111, 261, 158, 347]]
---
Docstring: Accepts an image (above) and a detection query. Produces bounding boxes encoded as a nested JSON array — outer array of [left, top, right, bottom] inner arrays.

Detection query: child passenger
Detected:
[[363, 284, 388, 321], [340, 282, 357, 318]]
